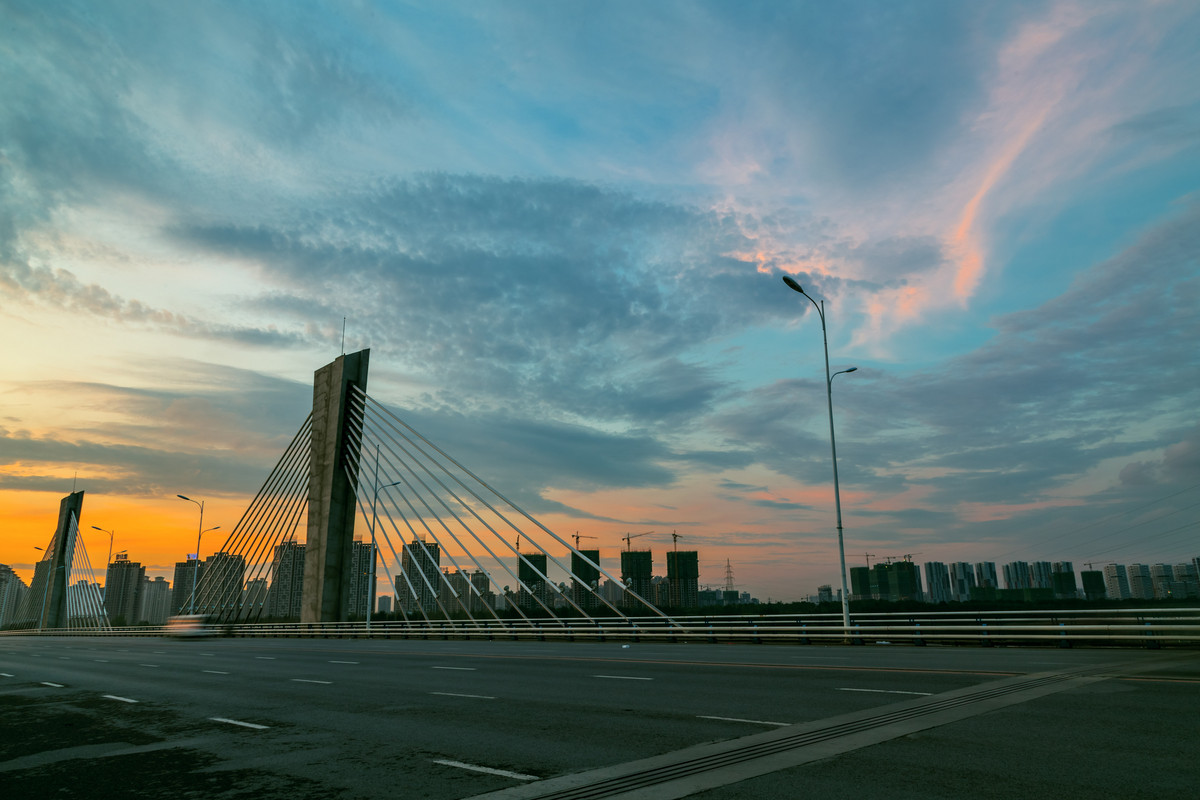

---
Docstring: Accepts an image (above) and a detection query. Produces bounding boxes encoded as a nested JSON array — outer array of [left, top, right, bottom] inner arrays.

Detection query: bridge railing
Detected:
[[5, 608, 1199, 647]]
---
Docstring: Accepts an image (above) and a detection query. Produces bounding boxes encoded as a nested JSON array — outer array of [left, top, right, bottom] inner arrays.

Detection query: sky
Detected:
[[2, 0, 1198, 602]]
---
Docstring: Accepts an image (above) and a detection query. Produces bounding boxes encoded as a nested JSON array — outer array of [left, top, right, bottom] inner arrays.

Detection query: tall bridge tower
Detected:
[[301, 349, 369, 623]]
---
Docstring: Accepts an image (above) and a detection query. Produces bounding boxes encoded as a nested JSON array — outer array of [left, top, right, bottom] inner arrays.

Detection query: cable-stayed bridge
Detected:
[[188, 348, 668, 628]]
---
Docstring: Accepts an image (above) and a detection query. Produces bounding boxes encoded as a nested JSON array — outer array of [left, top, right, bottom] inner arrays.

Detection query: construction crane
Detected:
[[670, 530, 683, 551], [622, 531, 653, 551], [862, 552, 876, 568], [573, 532, 598, 549], [883, 553, 921, 564]]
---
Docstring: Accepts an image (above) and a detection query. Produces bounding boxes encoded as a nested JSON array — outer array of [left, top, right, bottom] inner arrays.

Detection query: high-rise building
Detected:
[[849, 566, 872, 600], [950, 562, 976, 602], [517, 552, 550, 611], [440, 568, 470, 614], [1003, 562, 1031, 590], [345, 540, 374, 619], [1030, 562, 1054, 590], [974, 561, 999, 589], [171, 558, 204, 615], [243, 578, 269, 617], [267, 540, 306, 620], [651, 576, 671, 607], [570, 550, 602, 610], [923, 562, 952, 604], [666, 550, 699, 609], [892, 561, 922, 601], [1080, 570, 1106, 601], [1103, 564, 1131, 600], [1150, 564, 1182, 599], [468, 570, 491, 614], [138, 576, 172, 625], [104, 554, 145, 625], [620, 550, 653, 608], [398, 538, 441, 614], [377, 595, 392, 615], [1127, 564, 1154, 600], [0, 564, 30, 629], [197, 552, 246, 617], [1051, 562, 1078, 599], [1171, 563, 1199, 599]]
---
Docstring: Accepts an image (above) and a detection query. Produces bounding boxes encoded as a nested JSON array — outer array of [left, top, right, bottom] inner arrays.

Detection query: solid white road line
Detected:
[[432, 759, 537, 781], [431, 666, 476, 671], [0, 673, 13, 677], [41, 682, 64, 687], [203, 670, 230, 675], [593, 674, 653, 681], [210, 717, 270, 730], [291, 678, 332, 684], [836, 687, 933, 696], [139, 664, 159, 668], [328, 660, 359, 664], [430, 691, 496, 700], [697, 715, 790, 727], [255, 656, 276, 660], [103, 695, 138, 703]]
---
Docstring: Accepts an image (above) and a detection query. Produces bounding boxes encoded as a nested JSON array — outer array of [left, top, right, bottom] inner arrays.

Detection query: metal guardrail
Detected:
[[5, 608, 1200, 647]]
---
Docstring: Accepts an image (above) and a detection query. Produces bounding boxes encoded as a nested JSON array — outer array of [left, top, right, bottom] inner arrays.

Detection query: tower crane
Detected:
[[573, 532, 598, 549], [622, 531, 653, 551], [670, 530, 683, 551], [862, 552, 876, 568]]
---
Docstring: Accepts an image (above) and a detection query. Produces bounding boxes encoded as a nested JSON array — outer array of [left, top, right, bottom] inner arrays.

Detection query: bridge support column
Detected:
[[302, 349, 369, 623], [38, 491, 83, 630]]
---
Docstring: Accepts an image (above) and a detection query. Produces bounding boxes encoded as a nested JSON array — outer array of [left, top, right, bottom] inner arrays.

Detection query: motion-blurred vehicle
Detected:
[[166, 614, 216, 638]]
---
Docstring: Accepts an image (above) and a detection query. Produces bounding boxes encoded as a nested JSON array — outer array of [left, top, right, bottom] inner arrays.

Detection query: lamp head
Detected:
[[177, 494, 191, 502], [845, 367, 858, 373], [781, 275, 805, 294]]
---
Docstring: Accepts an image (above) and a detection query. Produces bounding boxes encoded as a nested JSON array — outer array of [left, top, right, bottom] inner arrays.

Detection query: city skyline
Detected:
[[2, 2, 1198, 601]]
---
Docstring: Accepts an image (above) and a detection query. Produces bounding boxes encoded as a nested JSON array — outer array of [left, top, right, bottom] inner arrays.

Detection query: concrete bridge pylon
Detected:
[[302, 349, 369, 623]]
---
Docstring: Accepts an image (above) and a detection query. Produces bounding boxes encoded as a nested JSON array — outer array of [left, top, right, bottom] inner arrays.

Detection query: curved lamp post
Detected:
[[178, 495, 219, 614], [782, 275, 857, 637], [91, 526, 116, 571]]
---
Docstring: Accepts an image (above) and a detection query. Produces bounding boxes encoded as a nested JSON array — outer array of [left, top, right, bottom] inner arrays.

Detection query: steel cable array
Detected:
[[345, 385, 674, 626], [191, 414, 313, 622]]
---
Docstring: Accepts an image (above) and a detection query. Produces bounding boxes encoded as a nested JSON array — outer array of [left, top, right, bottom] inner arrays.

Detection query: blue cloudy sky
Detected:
[[2, 0, 1198, 600]]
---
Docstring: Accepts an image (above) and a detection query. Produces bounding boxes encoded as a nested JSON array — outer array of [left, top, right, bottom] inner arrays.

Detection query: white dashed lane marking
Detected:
[[291, 678, 332, 685], [593, 675, 653, 681], [836, 687, 932, 696], [698, 715, 790, 727], [431, 666, 476, 671], [430, 691, 496, 700], [103, 695, 138, 703], [432, 759, 537, 781], [210, 717, 270, 730]]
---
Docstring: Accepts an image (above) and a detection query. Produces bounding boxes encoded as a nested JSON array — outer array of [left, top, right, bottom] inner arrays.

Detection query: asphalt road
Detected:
[[1, 636, 1196, 798]]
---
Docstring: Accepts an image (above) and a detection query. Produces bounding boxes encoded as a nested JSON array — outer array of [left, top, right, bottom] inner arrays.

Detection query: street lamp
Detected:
[[91, 526, 116, 570], [782, 275, 857, 638], [178, 494, 219, 614]]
